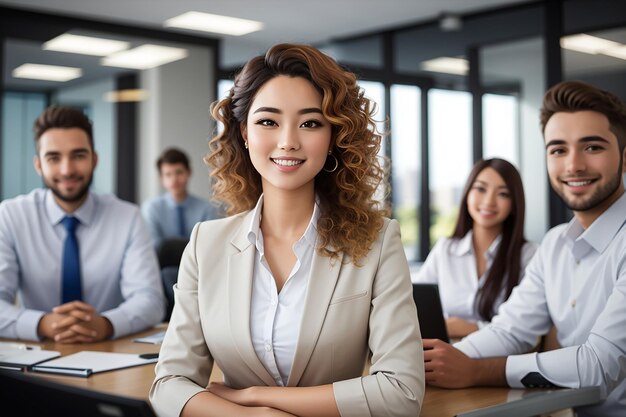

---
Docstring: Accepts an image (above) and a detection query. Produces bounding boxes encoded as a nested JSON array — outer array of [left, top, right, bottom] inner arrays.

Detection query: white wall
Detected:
[[138, 44, 216, 205]]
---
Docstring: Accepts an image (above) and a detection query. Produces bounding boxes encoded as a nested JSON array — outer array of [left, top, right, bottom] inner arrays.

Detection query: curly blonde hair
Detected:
[[206, 43, 388, 264]]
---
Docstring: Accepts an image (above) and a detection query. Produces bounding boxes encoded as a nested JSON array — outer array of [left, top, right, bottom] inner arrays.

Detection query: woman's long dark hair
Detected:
[[451, 158, 527, 321]]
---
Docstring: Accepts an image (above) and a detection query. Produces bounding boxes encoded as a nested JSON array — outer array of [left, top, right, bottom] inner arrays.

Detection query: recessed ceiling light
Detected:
[[560, 34, 621, 54], [101, 44, 188, 69], [103, 89, 148, 102], [12, 63, 82, 82], [602, 45, 626, 60], [43, 34, 130, 56], [421, 57, 468, 75], [164, 11, 263, 36]]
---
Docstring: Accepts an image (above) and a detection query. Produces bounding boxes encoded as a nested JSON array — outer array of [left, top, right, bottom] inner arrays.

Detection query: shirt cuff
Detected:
[[506, 349, 580, 389], [16, 309, 46, 341], [506, 352, 541, 388], [102, 309, 130, 339]]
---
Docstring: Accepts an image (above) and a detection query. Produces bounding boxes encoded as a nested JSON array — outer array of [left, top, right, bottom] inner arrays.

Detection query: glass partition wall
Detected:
[[314, 1, 626, 262], [316, 1, 549, 262], [8, 1, 626, 264], [0, 7, 218, 206]]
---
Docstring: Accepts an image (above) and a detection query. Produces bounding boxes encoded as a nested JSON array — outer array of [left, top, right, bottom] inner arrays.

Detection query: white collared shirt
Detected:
[[0, 189, 165, 340], [415, 231, 538, 322], [141, 192, 219, 248], [455, 192, 626, 417], [248, 195, 319, 386]]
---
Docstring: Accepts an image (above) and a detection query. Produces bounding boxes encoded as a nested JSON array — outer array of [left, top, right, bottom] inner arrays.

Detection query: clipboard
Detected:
[[0, 347, 61, 372], [31, 351, 158, 378]]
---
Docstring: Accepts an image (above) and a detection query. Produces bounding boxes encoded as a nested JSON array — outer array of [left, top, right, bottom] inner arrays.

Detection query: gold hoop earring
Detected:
[[323, 153, 338, 173]]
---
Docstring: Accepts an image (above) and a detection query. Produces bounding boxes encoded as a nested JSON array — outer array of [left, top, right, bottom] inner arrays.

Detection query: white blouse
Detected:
[[247, 195, 319, 386], [414, 230, 538, 323]]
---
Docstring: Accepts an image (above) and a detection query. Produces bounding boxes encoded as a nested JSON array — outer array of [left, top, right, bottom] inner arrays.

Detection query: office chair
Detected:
[[156, 237, 188, 321]]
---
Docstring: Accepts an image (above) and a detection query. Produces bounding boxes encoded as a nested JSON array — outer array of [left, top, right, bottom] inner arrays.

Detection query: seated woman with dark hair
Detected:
[[415, 158, 538, 339]]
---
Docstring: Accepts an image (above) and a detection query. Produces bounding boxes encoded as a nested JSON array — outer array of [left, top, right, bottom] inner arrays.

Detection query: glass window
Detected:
[[428, 88, 472, 246], [358, 80, 387, 206], [321, 36, 383, 69], [216, 79, 234, 133], [2, 29, 216, 204], [562, 27, 626, 102], [390, 84, 421, 261], [1, 92, 46, 200], [482, 93, 519, 165], [480, 37, 546, 242], [218, 79, 234, 100]]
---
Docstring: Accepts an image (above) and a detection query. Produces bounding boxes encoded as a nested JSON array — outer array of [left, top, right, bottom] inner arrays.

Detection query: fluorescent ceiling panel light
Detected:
[[103, 89, 148, 102], [12, 63, 82, 82], [101, 44, 188, 69], [164, 11, 263, 36], [560, 34, 621, 54], [43, 34, 130, 56], [602, 45, 626, 60], [421, 57, 468, 75]]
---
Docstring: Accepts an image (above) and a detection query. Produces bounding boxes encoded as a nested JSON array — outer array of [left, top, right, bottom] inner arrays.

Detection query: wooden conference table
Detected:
[[2, 326, 601, 417]]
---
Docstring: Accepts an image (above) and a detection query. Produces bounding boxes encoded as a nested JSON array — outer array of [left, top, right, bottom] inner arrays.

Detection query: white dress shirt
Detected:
[[415, 231, 538, 323], [455, 192, 626, 417], [0, 189, 165, 340], [141, 192, 219, 248], [248, 195, 319, 386]]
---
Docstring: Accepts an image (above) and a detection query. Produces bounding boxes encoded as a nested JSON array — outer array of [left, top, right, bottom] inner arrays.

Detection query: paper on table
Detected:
[[0, 348, 60, 371], [133, 330, 166, 344], [30, 351, 158, 377]]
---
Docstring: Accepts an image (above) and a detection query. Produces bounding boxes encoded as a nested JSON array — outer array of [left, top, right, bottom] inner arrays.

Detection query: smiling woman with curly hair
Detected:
[[208, 44, 387, 264], [150, 43, 424, 417]]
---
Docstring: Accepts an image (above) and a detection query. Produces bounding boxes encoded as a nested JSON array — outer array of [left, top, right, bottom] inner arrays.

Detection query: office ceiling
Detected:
[[0, 0, 536, 65], [3, 1, 626, 91]]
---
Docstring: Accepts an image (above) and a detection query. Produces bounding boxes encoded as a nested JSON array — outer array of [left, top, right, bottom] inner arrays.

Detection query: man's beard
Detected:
[[44, 174, 93, 205], [552, 154, 623, 212]]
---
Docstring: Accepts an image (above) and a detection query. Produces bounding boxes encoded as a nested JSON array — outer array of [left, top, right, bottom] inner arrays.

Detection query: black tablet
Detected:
[[412, 283, 450, 343]]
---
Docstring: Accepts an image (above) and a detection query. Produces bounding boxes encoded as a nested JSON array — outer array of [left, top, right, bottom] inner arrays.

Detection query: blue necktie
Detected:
[[176, 205, 186, 237], [61, 216, 82, 303]]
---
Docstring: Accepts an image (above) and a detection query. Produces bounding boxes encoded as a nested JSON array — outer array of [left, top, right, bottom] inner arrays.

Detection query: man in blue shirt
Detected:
[[141, 147, 219, 248], [0, 106, 165, 343], [422, 81, 626, 416]]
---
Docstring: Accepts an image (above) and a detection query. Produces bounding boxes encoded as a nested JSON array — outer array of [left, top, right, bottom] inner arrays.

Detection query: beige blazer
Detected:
[[150, 211, 424, 417]]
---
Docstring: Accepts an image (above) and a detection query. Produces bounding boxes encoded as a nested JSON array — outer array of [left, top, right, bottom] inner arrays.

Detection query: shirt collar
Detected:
[[453, 230, 474, 256], [452, 230, 501, 259], [45, 188, 95, 227], [563, 191, 626, 256], [247, 194, 320, 251], [165, 192, 189, 208]]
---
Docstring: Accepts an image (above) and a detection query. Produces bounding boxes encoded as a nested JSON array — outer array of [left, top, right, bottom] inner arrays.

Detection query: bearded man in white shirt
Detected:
[[0, 106, 165, 343], [423, 80, 626, 417]]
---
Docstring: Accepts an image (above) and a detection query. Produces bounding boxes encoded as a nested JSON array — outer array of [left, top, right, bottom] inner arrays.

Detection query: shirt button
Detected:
[[571, 299, 576, 308], [270, 299, 277, 306], [265, 343, 272, 352]]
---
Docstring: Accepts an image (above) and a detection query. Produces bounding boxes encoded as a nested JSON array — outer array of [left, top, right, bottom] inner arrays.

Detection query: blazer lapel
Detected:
[[287, 250, 343, 386], [228, 212, 276, 386]]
